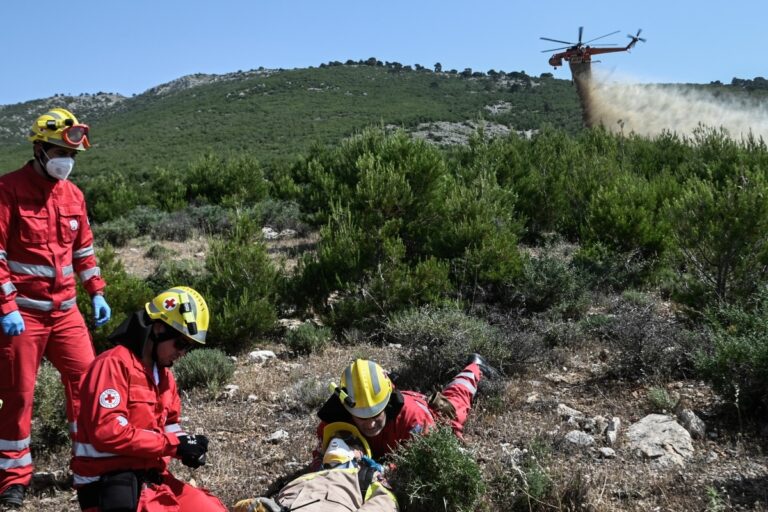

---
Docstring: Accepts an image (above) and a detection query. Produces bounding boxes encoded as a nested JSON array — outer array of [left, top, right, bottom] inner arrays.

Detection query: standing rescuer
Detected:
[[71, 286, 226, 512], [0, 108, 111, 508]]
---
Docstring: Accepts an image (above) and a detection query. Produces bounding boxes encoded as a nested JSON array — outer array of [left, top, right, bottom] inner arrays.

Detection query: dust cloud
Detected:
[[583, 72, 768, 140]]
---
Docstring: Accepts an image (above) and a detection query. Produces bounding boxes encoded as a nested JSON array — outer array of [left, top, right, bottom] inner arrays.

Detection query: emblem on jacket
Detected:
[[69, 219, 79, 231], [99, 389, 121, 409]]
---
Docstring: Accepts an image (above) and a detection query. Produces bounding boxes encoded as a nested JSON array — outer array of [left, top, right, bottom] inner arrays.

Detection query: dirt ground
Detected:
[[11, 238, 768, 511]]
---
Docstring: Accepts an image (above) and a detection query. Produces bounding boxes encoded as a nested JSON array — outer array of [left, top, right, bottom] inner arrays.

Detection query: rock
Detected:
[[677, 409, 706, 439], [598, 447, 616, 459], [627, 414, 694, 469], [222, 384, 239, 399], [501, 445, 525, 466], [525, 392, 540, 404], [262, 227, 279, 240], [267, 429, 289, 443], [247, 394, 258, 402], [557, 404, 584, 421], [564, 430, 595, 448], [606, 417, 621, 446], [249, 350, 277, 363]]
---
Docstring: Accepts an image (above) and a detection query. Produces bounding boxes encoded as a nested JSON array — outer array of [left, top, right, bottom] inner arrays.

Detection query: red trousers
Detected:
[[0, 307, 94, 491], [80, 472, 227, 512], [440, 363, 481, 438]]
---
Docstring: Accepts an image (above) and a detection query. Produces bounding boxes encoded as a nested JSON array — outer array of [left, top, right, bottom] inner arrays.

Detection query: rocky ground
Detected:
[[9, 237, 768, 511]]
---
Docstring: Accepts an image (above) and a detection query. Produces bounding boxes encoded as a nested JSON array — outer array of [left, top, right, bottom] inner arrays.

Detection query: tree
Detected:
[[434, 62, 442, 73]]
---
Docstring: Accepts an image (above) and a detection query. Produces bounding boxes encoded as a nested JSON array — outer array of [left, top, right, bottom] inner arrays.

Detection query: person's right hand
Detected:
[[1, 311, 24, 336], [176, 434, 208, 468]]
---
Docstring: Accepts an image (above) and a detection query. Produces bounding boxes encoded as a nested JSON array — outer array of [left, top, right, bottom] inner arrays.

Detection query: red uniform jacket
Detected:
[[0, 162, 105, 315], [70, 345, 184, 486], [314, 390, 435, 467]]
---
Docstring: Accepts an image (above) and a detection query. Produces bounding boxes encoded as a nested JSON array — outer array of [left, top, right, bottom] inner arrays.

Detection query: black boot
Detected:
[[0, 484, 25, 508], [466, 353, 501, 380]]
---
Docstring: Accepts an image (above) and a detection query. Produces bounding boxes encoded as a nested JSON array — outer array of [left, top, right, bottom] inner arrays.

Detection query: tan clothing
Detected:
[[278, 467, 398, 512]]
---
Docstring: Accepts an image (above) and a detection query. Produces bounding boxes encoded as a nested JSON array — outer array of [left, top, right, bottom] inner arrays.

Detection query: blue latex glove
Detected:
[[1, 310, 25, 336], [92, 295, 111, 327], [361, 455, 384, 473]]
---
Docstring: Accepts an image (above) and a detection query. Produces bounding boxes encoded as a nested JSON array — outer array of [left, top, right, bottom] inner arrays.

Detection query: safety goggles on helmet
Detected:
[[44, 119, 91, 149]]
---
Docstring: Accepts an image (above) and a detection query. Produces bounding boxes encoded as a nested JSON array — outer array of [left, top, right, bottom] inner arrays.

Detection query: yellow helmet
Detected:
[[145, 286, 209, 345], [27, 107, 91, 151], [339, 359, 393, 418], [321, 421, 372, 459]]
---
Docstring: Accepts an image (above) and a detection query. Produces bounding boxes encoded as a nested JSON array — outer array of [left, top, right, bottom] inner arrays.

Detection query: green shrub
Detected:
[[390, 426, 485, 512], [646, 386, 678, 413], [506, 248, 587, 318], [144, 243, 176, 259], [667, 165, 768, 307], [184, 153, 269, 207], [572, 241, 655, 292], [123, 206, 165, 236], [77, 246, 154, 353], [258, 199, 309, 234], [92, 218, 139, 247], [288, 377, 330, 413], [145, 259, 204, 294], [285, 323, 331, 355], [173, 348, 235, 395], [201, 217, 280, 353], [696, 291, 768, 414], [31, 361, 69, 454], [386, 305, 527, 392], [148, 210, 196, 242]]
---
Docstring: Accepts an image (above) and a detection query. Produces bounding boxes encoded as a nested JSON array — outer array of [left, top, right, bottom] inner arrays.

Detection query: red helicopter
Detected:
[[541, 27, 645, 68]]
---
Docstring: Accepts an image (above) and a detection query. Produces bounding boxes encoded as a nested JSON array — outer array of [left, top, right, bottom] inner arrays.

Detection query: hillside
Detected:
[[0, 64, 582, 176]]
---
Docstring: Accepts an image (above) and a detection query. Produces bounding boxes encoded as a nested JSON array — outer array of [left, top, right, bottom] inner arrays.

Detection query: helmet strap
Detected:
[[33, 144, 57, 182]]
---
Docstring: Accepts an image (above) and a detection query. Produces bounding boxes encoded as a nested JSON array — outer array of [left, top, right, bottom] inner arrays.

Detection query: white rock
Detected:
[[564, 430, 594, 447], [606, 417, 621, 446], [249, 350, 277, 363], [627, 414, 694, 469], [267, 429, 289, 443], [677, 409, 706, 439], [557, 403, 584, 420], [598, 447, 616, 459]]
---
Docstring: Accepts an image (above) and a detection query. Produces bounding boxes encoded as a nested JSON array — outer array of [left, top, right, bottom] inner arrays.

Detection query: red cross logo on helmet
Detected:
[[164, 298, 177, 311]]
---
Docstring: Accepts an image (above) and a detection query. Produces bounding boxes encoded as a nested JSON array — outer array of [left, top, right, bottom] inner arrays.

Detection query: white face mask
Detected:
[[45, 157, 75, 180]]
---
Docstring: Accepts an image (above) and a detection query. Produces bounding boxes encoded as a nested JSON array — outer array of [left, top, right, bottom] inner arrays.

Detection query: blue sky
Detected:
[[1, 0, 765, 105]]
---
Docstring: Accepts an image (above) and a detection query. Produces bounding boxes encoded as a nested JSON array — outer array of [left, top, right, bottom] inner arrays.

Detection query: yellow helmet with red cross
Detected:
[[145, 286, 209, 345]]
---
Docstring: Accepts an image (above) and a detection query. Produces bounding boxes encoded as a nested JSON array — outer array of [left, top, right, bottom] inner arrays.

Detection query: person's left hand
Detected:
[[361, 455, 384, 473], [92, 295, 111, 327]]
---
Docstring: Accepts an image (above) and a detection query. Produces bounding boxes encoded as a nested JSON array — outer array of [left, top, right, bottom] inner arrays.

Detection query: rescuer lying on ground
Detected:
[[70, 286, 226, 512], [233, 422, 398, 512], [312, 354, 500, 468]]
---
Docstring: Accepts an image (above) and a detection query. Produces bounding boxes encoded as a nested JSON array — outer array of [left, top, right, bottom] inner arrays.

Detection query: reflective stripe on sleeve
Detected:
[[164, 423, 183, 434], [446, 378, 477, 395], [79, 267, 101, 281], [1, 281, 16, 296], [72, 442, 118, 459], [0, 250, 6, 260], [72, 245, 95, 259]]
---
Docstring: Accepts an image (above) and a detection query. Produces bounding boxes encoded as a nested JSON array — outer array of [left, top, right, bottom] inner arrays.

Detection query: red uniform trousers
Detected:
[[440, 362, 482, 438], [80, 470, 226, 512], [0, 306, 94, 489]]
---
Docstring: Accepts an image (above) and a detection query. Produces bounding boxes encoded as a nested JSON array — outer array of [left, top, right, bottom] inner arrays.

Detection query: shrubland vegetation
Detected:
[[10, 65, 768, 510]]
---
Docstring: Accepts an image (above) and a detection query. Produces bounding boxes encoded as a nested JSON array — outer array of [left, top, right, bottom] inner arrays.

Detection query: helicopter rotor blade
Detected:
[[578, 26, 584, 44], [540, 37, 574, 45], [585, 30, 620, 44], [542, 46, 572, 53]]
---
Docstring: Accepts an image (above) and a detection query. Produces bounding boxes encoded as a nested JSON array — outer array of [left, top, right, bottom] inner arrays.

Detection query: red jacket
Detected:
[[70, 345, 184, 486], [0, 162, 105, 315], [315, 390, 435, 465]]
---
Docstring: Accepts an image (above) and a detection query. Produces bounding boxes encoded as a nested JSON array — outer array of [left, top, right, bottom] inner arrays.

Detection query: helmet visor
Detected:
[[62, 124, 90, 148]]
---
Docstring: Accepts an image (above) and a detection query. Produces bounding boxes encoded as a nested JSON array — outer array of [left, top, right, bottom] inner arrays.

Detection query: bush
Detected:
[[145, 259, 204, 294], [386, 305, 524, 392], [148, 210, 196, 242], [258, 199, 309, 235], [284, 323, 331, 355], [173, 348, 235, 395], [389, 426, 485, 512], [201, 217, 280, 353], [76, 246, 154, 353], [572, 242, 655, 292], [92, 218, 138, 247], [696, 291, 768, 414], [31, 361, 69, 454], [506, 246, 588, 318], [646, 386, 678, 413], [586, 296, 697, 381]]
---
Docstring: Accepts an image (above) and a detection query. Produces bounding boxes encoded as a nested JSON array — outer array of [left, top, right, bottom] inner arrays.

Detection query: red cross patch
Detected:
[[99, 388, 121, 409], [163, 298, 177, 311]]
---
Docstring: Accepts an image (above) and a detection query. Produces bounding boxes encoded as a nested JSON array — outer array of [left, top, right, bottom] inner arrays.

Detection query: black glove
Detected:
[[176, 434, 209, 468]]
